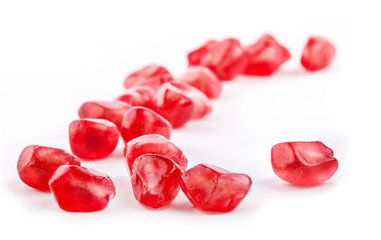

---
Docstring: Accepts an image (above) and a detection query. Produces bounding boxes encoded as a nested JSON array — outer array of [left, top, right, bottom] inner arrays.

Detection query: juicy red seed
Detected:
[[69, 119, 119, 160], [188, 38, 248, 81], [188, 40, 218, 66], [180, 164, 252, 213], [124, 64, 174, 90], [150, 82, 195, 128], [177, 66, 222, 99], [49, 165, 115, 212], [17, 145, 81, 191], [243, 34, 291, 76], [168, 82, 212, 119], [120, 106, 172, 143], [78, 100, 132, 130], [271, 141, 339, 186], [131, 154, 183, 209], [301, 37, 335, 71], [124, 134, 187, 175], [116, 86, 154, 107]]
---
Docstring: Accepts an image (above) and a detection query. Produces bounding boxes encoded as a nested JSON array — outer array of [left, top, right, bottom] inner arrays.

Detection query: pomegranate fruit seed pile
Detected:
[[17, 34, 338, 213]]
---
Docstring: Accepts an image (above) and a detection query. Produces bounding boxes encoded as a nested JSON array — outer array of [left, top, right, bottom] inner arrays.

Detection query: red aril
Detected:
[[168, 82, 212, 119], [271, 141, 338, 186], [49, 165, 115, 212], [301, 37, 335, 71], [188, 40, 217, 66], [120, 106, 172, 143], [180, 164, 252, 213], [124, 64, 174, 90], [131, 154, 183, 209], [124, 134, 187, 175], [116, 86, 154, 107], [177, 66, 222, 99], [69, 119, 119, 160], [150, 82, 195, 128], [78, 100, 132, 129], [17, 145, 81, 191], [188, 38, 248, 81], [243, 34, 291, 76]]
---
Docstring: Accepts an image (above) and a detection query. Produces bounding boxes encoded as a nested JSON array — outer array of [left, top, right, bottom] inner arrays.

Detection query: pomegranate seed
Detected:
[[131, 154, 183, 209], [49, 165, 115, 212], [124, 134, 187, 175], [188, 38, 248, 81], [116, 86, 154, 107], [177, 66, 222, 99], [180, 164, 252, 213], [271, 141, 339, 186], [17, 145, 81, 191], [69, 119, 119, 160], [78, 100, 132, 129], [124, 64, 174, 90], [243, 34, 291, 76], [150, 82, 195, 128], [168, 82, 212, 119], [120, 106, 172, 143], [188, 40, 218, 66], [301, 37, 335, 71]]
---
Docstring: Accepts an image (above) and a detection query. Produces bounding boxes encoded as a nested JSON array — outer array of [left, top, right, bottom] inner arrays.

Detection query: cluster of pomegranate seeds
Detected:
[[301, 37, 335, 71], [243, 34, 291, 76], [180, 164, 252, 212], [131, 154, 183, 208], [116, 86, 154, 107], [123, 135, 252, 211], [120, 106, 172, 143], [17, 33, 338, 213], [271, 141, 338, 186], [189, 35, 334, 77], [177, 66, 222, 99], [17, 145, 81, 191], [69, 119, 119, 160], [150, 83, 195, 128], [188, 38, 248, 81], [124, 64, 174, 90], [124, 134, 188, 175], [78, 100, 132, 129], [49, 165, 115, 212]]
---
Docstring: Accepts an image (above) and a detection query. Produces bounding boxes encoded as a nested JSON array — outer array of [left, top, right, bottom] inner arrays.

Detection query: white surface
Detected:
[[0, 0, 380, 239]]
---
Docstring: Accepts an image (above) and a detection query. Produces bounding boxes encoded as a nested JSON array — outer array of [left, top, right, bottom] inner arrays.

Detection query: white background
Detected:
[[1, 0, 380, 239]]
